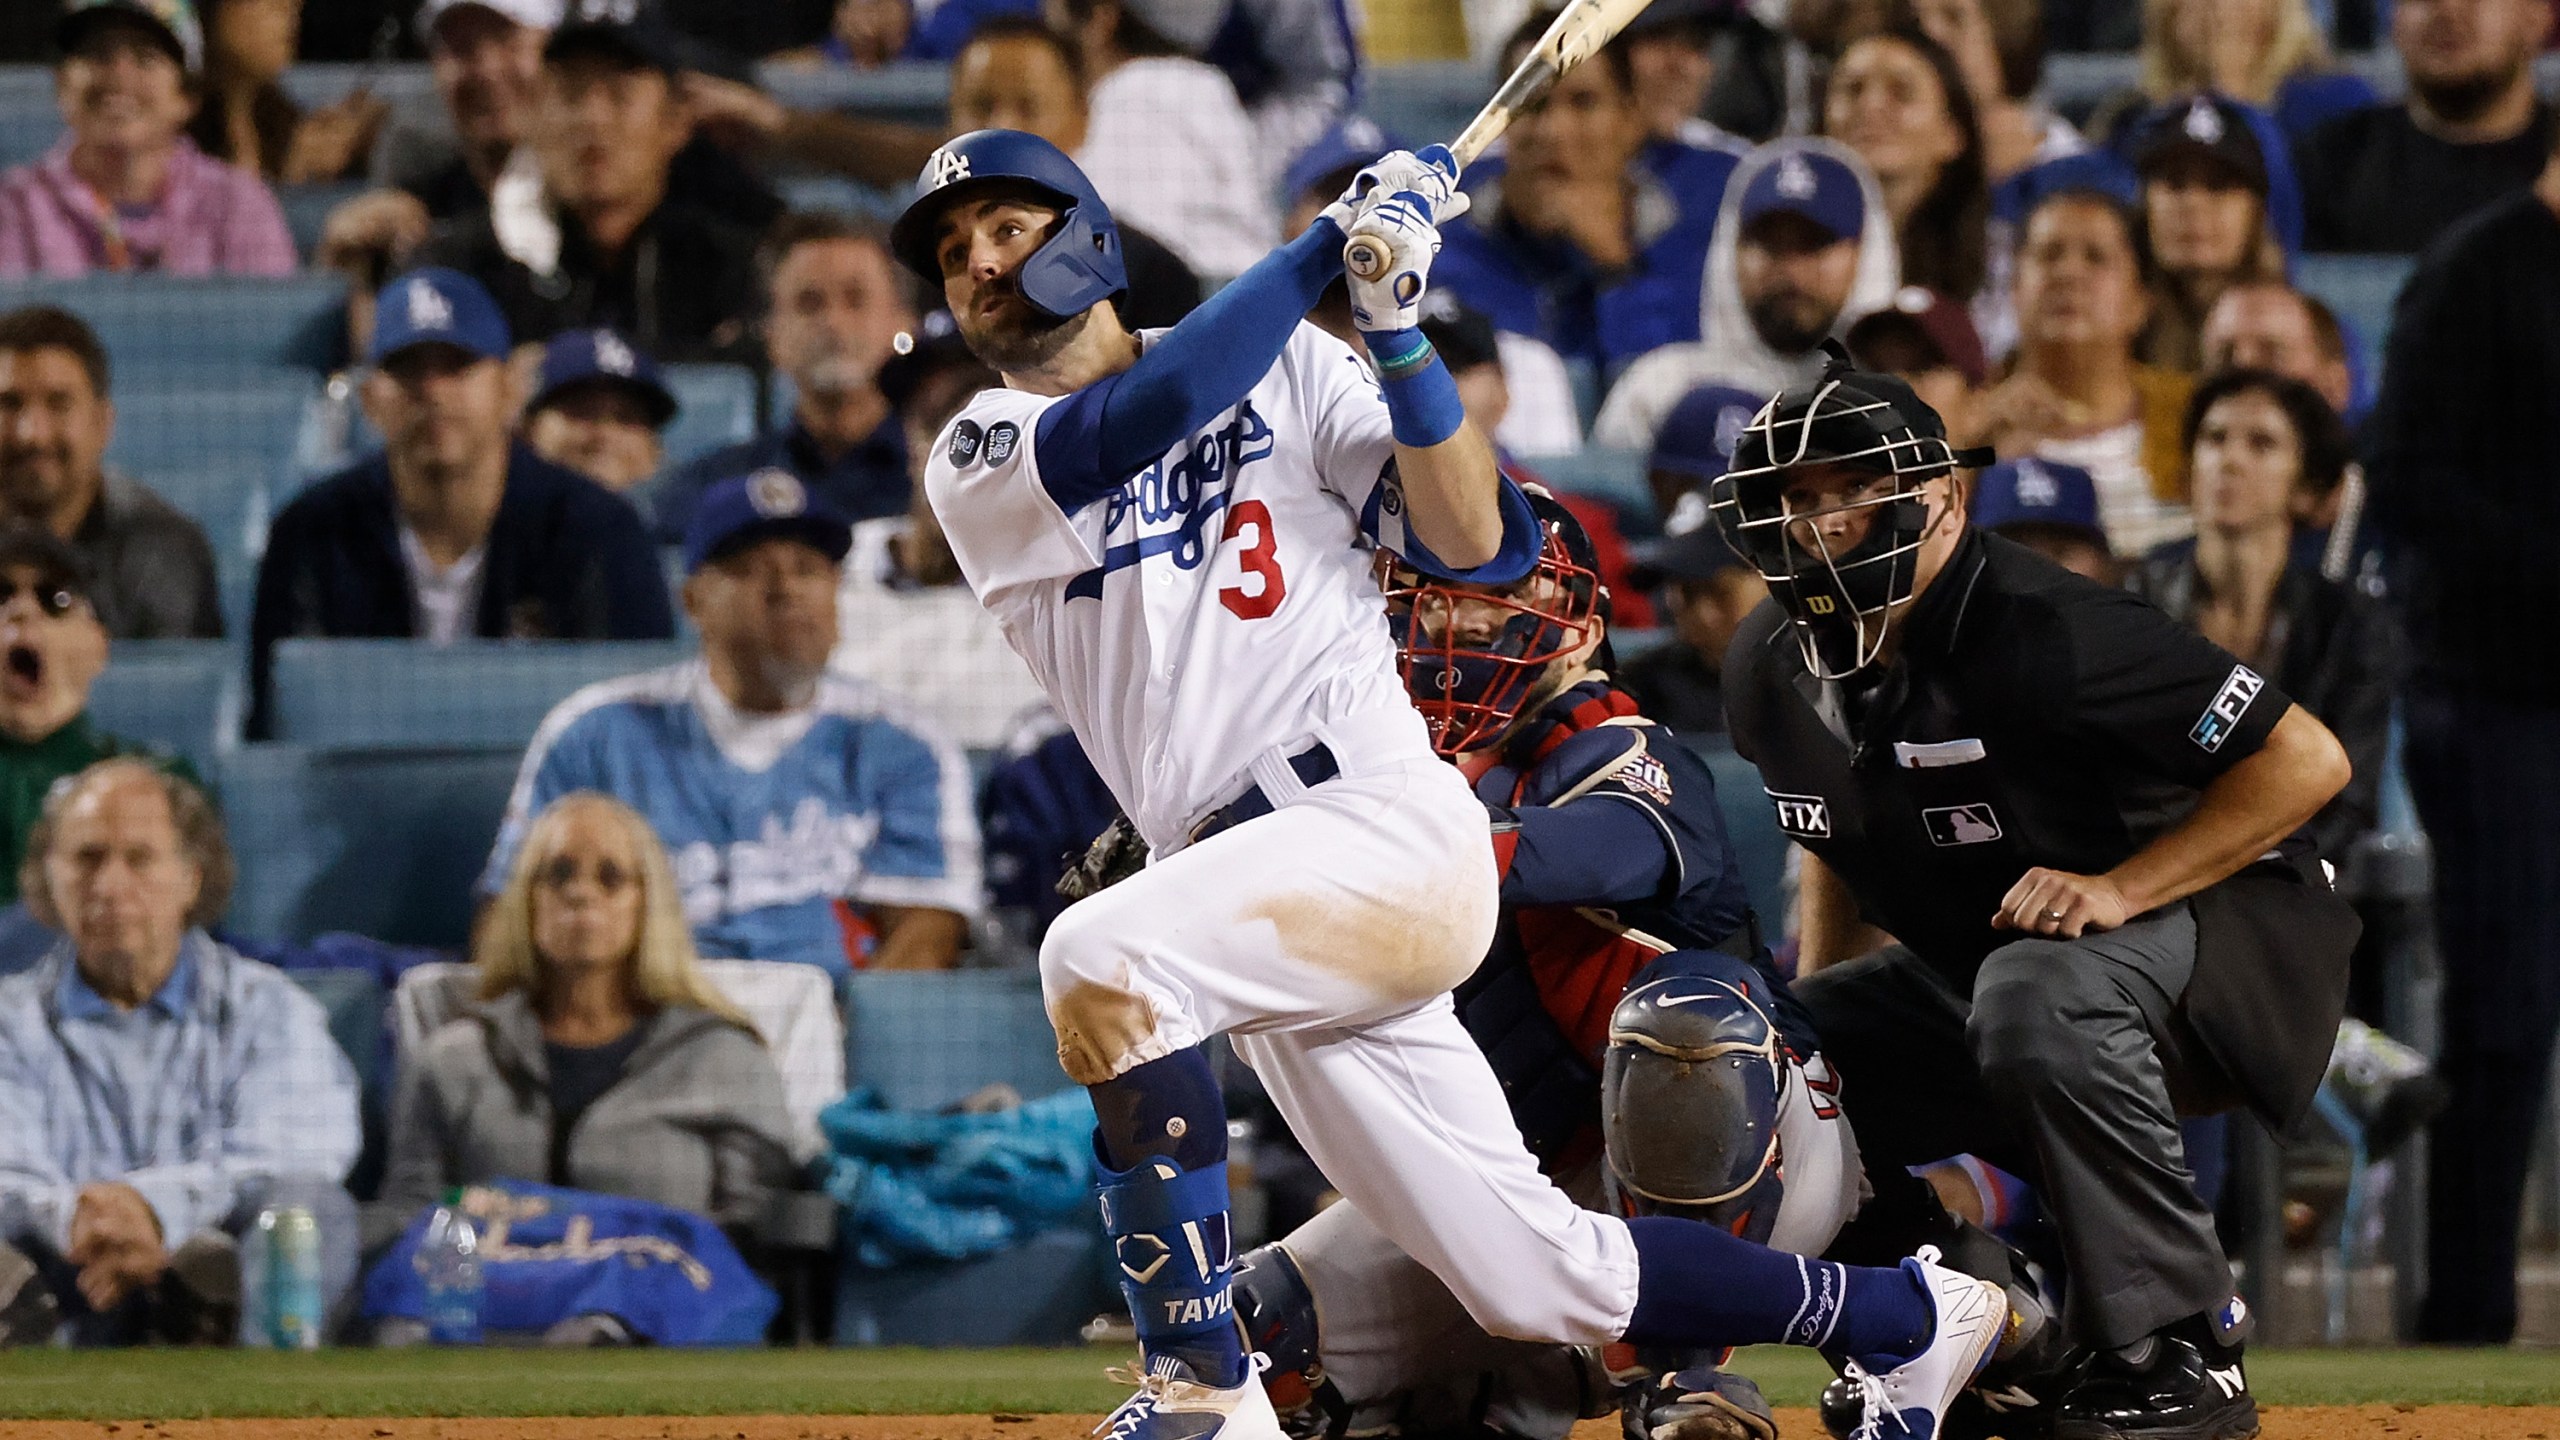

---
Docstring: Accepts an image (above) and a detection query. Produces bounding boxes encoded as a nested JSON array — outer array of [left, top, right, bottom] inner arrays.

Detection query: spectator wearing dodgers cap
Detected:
[[1970, 455, 2116, 583], [520, 327, 678, 496], [1593, 137, 1901, 452], [248, 267, 674, 736], [482, 466, 981, 973], [2121, 92, 2302, 376]]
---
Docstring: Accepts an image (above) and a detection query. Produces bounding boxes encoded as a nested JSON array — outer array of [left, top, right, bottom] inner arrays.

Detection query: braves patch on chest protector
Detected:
[[1923, 803, 2003, 847], [1769, 790, 1831, 838], [948, 419, 985, 466], [2191, 665, 2265, 753]]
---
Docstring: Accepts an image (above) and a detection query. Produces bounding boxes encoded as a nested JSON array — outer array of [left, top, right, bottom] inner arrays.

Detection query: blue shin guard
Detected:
[[1098, 1155, 1250, 1387]]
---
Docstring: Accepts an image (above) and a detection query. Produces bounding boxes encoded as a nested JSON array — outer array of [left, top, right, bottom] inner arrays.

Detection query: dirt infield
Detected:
[[5, 1409, 2558, 1440]]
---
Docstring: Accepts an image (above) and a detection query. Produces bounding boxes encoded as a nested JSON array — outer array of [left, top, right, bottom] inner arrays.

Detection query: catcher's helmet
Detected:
[[1708, 341, 1993, 678], [1383, 489, 1606, 756], [889, 129, 1127, 319]]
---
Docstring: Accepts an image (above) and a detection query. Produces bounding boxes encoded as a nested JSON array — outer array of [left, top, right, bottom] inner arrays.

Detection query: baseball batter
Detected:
[[892, 129, 2006, 1440]]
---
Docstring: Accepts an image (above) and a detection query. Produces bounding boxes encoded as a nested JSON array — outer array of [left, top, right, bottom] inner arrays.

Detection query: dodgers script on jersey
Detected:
[[927, 323, 1466, 850]]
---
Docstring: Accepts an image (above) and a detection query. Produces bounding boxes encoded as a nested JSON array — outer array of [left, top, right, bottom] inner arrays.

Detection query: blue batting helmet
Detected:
[[889, 129, 1127, 320]]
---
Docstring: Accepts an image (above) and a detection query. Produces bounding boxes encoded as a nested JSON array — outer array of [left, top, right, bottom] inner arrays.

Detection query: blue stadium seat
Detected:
[[659, 363, 760, 470], [284, 965, 388, 1096], [1529, 448, 1653, 530], [840, 969, 1068, 1112], [0, 274, 346, 372], [87, 639, 240, 776], [275, 180, 370, 258], [220, 743, 521, 947], [266, 638, 695, 748], [2294, 253, 2416, 387], [0, 92, 59, 172], [105, 372, 318, 481], [1686, 739, 1790, 934]]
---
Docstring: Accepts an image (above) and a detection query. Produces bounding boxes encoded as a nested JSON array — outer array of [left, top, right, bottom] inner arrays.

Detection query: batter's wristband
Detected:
[[1367, 327, 1435, 377], [1374, 342, 1466, 447]]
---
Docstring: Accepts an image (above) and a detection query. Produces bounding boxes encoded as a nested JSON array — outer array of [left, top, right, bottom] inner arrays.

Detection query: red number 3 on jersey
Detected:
[[1219, 499, 1287, 620]]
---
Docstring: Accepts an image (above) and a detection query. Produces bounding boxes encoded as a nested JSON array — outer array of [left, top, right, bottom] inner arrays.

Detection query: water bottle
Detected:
[[418, 1189, 484, 1345]]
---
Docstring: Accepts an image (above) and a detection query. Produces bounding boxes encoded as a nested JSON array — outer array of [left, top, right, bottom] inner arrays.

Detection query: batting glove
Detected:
[[1319, 145, 1471, 235], [1345, 192, 1447, 337]]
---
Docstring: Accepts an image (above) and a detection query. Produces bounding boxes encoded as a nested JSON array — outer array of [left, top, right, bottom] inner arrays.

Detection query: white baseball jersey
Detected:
[[926, 322, 1473, 852]]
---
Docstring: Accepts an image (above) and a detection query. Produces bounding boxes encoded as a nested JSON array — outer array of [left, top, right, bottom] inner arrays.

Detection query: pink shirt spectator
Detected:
[[0, 136, 296, 277]]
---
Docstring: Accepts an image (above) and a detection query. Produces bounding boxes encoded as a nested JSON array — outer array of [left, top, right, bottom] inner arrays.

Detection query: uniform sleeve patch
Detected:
[[948, 418, 986, 467], [1616, 751, 1674, 804], [2190, 665, 2264, 753]]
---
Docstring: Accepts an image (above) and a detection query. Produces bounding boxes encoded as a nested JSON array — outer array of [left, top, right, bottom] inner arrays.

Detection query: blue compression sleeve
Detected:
[[1494, 798, 1675, 908], [1033, 221, 1348, 511]]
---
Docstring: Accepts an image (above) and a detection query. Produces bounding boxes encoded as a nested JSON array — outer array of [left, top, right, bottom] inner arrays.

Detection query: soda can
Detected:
[[247, 1206, 325, 1350]]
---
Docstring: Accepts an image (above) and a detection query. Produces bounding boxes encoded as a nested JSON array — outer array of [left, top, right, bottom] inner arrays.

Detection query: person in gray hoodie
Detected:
[[369, 791, 795, 1255], [1594, 136, 1902, 454]]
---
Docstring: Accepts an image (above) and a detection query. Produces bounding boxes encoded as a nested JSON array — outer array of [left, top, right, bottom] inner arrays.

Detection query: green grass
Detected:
[[0, 1346, 2552, 1420]]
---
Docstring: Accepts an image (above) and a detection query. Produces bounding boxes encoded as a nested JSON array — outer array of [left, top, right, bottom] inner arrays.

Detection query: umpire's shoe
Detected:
[[2053, 1302, 2256, 1440], [1097, 1353, 1288, 1440], [1624, 1366, 1778, 1440]]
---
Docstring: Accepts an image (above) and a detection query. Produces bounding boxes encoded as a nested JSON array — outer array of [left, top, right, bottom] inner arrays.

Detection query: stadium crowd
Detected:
[[0, 0, 2555, 1362]]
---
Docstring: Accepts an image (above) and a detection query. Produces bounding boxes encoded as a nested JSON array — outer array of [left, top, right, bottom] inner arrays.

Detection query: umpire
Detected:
[[1716, 346, 2358, 1440]]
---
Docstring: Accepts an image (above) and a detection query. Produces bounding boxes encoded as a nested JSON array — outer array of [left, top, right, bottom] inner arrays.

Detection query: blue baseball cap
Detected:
[[1738, 148, 1865, 244], [1283, 115, 1401, 206], [1650, 384, 1766, 484], [529, 328, 677, 428], [683, 468, 853, 574], [368, 267, 511, 367], [1971, 458, 2104, 544]]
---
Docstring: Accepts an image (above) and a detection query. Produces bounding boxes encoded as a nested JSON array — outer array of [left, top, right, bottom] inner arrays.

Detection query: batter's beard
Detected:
[[959, 295, 1091, 373]]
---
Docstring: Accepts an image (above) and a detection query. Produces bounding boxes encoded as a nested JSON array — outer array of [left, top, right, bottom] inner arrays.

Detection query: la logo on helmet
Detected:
[[927, 149, 973, 190]]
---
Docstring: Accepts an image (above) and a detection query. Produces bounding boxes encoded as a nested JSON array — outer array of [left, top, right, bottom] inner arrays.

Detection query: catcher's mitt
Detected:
[[1056, 813, 1150, 902]]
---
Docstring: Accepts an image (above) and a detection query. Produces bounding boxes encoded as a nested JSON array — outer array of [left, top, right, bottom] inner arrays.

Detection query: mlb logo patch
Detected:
[[948, 419, 985, 466], [2190, 665, 2265, 752], [1768, 790, 1831, 838], [985, 421, 1020, 465], [1923, 804, 2003, 847]]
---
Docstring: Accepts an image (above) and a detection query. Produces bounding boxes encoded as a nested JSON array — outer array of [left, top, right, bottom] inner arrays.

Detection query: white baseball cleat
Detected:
[[1821, 1247, 2012, 1440], [1093, 1352, 1287, 1440]]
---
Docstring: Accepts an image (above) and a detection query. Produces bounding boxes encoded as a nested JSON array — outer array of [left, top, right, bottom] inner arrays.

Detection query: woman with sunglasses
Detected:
[[369, 792, 795, 1266]]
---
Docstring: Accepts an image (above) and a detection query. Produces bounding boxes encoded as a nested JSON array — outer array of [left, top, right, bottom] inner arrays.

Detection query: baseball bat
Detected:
[[1343, 0, 1660, 282]]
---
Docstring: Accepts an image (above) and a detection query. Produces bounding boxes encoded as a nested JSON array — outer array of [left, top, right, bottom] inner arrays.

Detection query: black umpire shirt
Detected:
[[1726, 529, 2297, 983]]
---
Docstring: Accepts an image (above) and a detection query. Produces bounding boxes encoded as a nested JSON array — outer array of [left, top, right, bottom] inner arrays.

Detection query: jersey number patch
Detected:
[[1218, 499, 1287, 620]]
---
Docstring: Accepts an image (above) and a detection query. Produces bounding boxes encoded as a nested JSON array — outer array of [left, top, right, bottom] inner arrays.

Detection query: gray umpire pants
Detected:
[[1793, 904, 2237, 1350]]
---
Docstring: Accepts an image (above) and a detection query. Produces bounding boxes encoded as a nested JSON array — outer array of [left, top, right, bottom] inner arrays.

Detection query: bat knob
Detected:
[[1343, 234, 1390, 282]]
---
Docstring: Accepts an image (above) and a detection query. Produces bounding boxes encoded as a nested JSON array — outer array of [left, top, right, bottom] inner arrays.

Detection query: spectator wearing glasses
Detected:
[[519, 327, 677, 497], [250, 268, 675, 735], [0, 0, 294, 277], [0, 307, 223, 641], [0, 529, 197, 927], [373, 791, 795, 1253], [488, 470, 980, 975], [0, 760, 361, 1346]]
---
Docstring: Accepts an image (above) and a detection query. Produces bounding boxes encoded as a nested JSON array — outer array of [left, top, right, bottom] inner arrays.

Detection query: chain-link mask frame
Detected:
[[1381, 498, 1604, 757]]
